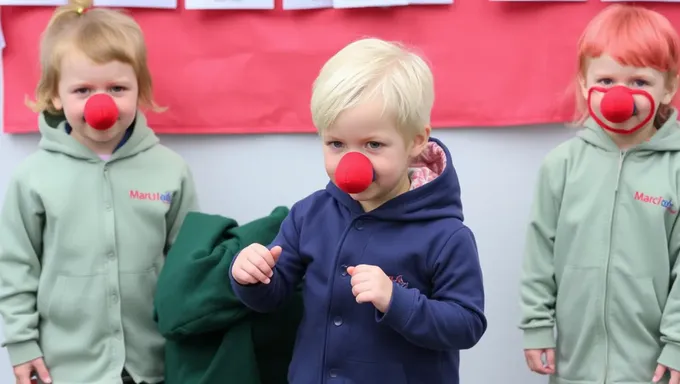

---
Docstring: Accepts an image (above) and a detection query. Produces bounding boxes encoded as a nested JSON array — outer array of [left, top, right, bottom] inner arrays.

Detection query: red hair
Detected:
[[574, 5, 680, 125]]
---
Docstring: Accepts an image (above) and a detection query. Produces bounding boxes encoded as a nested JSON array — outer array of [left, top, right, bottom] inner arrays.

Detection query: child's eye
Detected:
[[73, 88, 90, 94], [597, 78, 614, 86], [326, 141, 343, 148], [632, 79, 649, 87], [366, 141, 382, 150], [109, 86, 126, 93]]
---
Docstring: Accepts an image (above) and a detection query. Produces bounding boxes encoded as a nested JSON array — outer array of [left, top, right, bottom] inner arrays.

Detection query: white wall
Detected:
[[0, 58, 574, 382]]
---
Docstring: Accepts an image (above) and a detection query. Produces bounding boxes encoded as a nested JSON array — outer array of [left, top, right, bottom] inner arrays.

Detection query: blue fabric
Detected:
[[231, 137, 486, 384]]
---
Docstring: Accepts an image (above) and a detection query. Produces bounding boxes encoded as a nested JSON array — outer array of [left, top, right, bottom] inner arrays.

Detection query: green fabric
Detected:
[[0, 111, 197, 384], [154, 207, 302, 384], [519, 110, 680, 383], [39, 110, 159, 161]]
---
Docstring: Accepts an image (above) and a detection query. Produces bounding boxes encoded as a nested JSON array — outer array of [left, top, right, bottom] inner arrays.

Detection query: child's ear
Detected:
[[578, 74, 588, 101], [662, 74, 679, 104], [410, 125, 431, 157], [52, 96, 63, 111]]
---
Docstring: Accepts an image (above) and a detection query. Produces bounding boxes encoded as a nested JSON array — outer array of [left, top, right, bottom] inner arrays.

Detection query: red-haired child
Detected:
[[519, 4, 680, 384]]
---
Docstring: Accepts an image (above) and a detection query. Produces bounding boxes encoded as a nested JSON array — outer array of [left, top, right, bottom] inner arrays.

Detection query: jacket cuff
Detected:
[[658, 343, 680, 371], [6, 340, 42, 366], [375, 283, 416, 330], [522, 327, 555, 349]]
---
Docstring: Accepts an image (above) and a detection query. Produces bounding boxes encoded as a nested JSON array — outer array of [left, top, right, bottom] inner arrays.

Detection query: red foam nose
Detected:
[[84, 94, 119, 130], [335, 152, 374, 194], [600, 86, 636, 123]]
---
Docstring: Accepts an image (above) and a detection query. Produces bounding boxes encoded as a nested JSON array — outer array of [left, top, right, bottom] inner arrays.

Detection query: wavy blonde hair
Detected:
[[27, 0, 161, 114]]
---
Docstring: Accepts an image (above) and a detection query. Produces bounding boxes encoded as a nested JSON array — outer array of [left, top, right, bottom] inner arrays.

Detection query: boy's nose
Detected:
[[84, 93, 119, 130], [335, 152, 375, 194]]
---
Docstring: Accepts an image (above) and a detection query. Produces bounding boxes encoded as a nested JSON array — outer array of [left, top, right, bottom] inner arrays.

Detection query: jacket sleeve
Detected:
[[0, 172, 45, 365], [657, 214, 680, 370], [165, 164, 199, 252], [376, 226, 486, 351], [230, 204, 306, 313], [518, 157, 564, 350]]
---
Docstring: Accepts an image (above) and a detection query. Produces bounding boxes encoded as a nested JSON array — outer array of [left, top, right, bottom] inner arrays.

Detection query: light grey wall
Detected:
[[0, 59, 572, 383]]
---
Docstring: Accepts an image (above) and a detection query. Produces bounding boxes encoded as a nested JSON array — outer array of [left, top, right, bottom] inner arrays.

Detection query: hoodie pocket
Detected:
[[554, 266, 602, 382], [40, 274, 107, 373], [606, 273, 662, 382]]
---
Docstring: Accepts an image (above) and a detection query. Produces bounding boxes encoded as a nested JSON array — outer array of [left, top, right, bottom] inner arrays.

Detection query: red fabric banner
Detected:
[[3, 1, 680, 134]]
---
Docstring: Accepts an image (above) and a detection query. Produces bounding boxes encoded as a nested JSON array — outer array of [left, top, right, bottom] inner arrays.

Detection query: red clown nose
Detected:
[[334, 152, 375, 194], [84, 94, 119, 131], [600, 86, 636, 123]]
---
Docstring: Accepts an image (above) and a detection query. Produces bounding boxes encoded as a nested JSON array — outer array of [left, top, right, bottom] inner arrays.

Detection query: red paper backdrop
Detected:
[[3, 1, 680, 134]]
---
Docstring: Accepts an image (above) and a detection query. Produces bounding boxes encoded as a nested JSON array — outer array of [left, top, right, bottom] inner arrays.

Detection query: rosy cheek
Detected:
[[323, 155, 338, 172]]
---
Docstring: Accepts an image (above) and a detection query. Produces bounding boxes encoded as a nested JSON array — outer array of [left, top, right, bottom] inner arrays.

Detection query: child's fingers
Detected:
[[270, 246, 282, 262], [669, 369, 680, 384], [528, 352, 543, 373], [13, 363, 33, 384], [247, 251, 274, 278], [32, 359, 51, 383], [653, 364, 666, 382], [252, 245, 277, 269], [244, 260, 271, 284], [232, 268, 258, 285], [524, 349, 548, 374], [544, 349, 555, 373]]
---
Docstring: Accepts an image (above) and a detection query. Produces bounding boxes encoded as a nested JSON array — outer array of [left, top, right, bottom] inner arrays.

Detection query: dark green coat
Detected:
[[154, 207, 302, 384]]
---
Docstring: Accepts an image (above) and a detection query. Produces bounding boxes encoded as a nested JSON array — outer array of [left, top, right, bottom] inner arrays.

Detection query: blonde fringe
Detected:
[[25, 0, 166, 115]]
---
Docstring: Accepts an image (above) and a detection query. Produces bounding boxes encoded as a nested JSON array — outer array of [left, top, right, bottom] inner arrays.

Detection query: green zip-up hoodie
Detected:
[[520, 110, 680, 384], [0, 112, 198, 384]]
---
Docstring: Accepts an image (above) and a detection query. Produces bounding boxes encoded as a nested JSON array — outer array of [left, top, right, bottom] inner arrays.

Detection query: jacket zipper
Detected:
[[603, 150, 626, 382]]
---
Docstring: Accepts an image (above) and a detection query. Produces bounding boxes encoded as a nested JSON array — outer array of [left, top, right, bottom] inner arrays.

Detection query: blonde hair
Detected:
[[27, 0, 161, 114], [310, 38, 434, 136]]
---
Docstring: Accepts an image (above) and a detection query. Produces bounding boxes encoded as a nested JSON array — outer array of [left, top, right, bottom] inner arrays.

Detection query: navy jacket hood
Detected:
[[325, 137, 463, 221]]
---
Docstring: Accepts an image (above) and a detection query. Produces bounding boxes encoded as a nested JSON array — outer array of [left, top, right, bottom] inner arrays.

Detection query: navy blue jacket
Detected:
[[231, 138, 486, 384]]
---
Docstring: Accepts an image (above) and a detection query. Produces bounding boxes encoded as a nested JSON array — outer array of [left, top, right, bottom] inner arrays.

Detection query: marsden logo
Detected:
[[129, 190, 172, 204], [634, 191, 677, 214]]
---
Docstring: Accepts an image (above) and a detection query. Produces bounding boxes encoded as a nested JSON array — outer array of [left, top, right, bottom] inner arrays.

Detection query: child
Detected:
[[519, 4, 680, 384], [229, 37, 487, 384], [0, 0, 198, 383]]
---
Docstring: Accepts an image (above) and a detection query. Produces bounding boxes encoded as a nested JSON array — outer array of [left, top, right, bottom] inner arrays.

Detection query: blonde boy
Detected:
[[230, 38, 487, 384]]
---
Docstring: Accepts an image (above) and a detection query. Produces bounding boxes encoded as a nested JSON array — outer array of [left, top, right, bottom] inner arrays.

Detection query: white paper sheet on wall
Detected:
[[283, 0, 332, 10], [0, 0, 176, 6], [94, 0, 177, 8], [0, 0, 65, 5], [185, 0, 274, 9], [333, 0, 408, 8], [408, 0, 452, 4], [489, 0, 584, 2]]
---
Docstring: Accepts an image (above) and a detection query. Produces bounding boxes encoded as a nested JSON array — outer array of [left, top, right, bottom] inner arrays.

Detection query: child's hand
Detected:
[[13, 357, 51, 384], [524, 348, 555, 375], [231, 244, 282, 285], [653, 363, 680, 383], [347, 265, 393, 313]]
